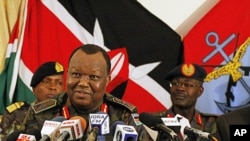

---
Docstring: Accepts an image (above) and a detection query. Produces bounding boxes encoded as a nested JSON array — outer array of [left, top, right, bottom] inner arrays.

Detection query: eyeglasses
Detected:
[[170, 82, 201, 88]]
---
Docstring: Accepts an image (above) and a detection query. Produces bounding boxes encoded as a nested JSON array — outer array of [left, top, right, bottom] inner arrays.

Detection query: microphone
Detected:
[[57, 116, 87, 141], [112, 123, 138, 141], [86, 112, 110, 141], [110, 121, 126, 136], [40, 116, 66, 141], [17, 133, 37, 141], [175, 114, 213, 140], [161, 117, 181, 135], [139, 112, 178, 139]]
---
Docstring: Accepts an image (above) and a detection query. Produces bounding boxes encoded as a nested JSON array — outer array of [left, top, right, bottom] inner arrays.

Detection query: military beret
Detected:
[[30, 61, 64, 88], [165, 63, 207, 82]]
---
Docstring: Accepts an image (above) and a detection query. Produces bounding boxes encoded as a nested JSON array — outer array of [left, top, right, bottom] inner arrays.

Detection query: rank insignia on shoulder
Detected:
[[6, 102, 26, 113], [112, 97, 136, 112], [32, 99, 57, 114]]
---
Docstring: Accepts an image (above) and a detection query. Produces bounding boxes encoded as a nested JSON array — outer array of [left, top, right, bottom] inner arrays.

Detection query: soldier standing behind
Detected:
[[150, 63, 219, 141], [0, 61, 64, 140]]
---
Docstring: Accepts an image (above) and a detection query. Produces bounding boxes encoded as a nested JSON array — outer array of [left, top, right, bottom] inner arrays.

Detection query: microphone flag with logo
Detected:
[[89, 112, 110, 135], [113, 124, 138, 141], [40, 116, 66, 141], [57, 116, 87, 141], [17, 133, 36, 141]]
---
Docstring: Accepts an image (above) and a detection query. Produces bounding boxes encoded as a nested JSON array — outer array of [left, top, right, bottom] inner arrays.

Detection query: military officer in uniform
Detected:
[[20, 44, 153, 141], [151, 63, 219, 141], [0, 61, 64, 140]]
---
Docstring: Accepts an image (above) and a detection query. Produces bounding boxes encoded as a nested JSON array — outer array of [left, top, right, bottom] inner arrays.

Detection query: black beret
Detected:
[[165, 63, 207, 82], [30, 61, 64, 88]]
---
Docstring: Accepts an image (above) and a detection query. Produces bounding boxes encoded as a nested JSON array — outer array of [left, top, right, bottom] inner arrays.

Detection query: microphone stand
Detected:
[[86, 127, 99, 141]]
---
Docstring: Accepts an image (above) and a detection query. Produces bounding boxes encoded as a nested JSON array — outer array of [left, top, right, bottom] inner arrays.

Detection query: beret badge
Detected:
[[181, 64, 195, 77], [55, 62, 64, 73]]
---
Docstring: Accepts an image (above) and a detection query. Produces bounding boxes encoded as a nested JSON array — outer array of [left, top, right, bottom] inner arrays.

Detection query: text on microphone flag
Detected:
[[17, 133, 36, 141], [89, 113, 110, 135], [59, 119, 84, 140]]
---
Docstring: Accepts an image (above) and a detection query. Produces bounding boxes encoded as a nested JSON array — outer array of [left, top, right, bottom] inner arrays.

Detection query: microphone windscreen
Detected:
[[70, 116, 87, 132], [6, 130, 25, 141], [110, 121, 126, 135], [139, 112, 163, 129], [51, 116, 67, 122]]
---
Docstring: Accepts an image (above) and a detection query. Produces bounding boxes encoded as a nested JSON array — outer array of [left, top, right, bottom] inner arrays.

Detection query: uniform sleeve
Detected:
[[0, 110, 19, 140], [214, 116, 230, 141], [0, 111, 12, 140]]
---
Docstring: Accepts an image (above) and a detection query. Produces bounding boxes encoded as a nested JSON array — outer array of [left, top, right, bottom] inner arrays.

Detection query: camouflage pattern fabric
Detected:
[[0, 98, 62, 140], [1, 92, 153, 141], [0, 102, 30, 140]]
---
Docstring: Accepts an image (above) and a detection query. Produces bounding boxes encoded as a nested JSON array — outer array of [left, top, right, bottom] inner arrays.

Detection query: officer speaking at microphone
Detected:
[[150, 63, 219, 141], [15, 44, 153, 141]]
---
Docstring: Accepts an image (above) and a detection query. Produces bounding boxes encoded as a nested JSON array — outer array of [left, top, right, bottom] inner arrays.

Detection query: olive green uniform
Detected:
[[1, 92, 153, 141], [0, 102, 30, 140]]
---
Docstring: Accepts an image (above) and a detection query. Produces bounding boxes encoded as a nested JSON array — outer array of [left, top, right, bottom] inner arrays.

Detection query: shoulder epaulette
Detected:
[[31, 93, 67, 114], [105, 94, 137, 112], [6, 102, 28, 113], [32, 99, 57, 114]]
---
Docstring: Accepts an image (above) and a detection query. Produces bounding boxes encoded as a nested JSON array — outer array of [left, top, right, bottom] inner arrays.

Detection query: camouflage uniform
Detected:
[[0, 102, 32, 140], [0, 100, 63, 141], [152, 108, 218, 141], [0, 102, 30, 140], [7, 92, 153, 141]]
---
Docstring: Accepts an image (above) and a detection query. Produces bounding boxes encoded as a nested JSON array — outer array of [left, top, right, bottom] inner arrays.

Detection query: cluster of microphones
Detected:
[[139, 112, 218, 141], [6, 112, 217, 141]]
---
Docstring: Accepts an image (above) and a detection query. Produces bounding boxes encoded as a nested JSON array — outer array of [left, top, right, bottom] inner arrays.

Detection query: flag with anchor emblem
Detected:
[[183, 0, 250, 115]]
